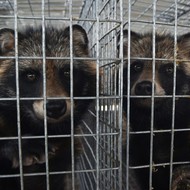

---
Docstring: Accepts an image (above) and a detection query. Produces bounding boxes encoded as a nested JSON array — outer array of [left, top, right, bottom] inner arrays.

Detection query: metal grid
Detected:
[[0, 0, 190, 190], [79, 0, 190, 190], [0, 0, 85, 27], [79, 1, 124, 189]]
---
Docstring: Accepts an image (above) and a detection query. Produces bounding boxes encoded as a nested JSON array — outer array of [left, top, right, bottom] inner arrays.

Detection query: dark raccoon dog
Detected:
[[118, 30, 190, 190], [0, 25, 96, 190]]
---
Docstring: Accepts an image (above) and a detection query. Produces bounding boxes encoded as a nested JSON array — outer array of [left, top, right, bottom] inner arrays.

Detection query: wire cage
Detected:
[[1, 0, 190, 190]]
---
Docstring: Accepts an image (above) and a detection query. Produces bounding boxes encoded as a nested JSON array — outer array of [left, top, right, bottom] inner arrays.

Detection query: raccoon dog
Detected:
[[118, 30, 190, 190], [0, 25, 96, 190]]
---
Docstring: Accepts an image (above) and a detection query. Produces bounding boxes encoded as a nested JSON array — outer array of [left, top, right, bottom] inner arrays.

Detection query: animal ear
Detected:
[[117, 30, 140, 56], [0, 28, 15, 54], [178, 33, 190, 58], [72, 25, 88, 47], [64, 25, 89, 50], [177, 33, 190, 75]]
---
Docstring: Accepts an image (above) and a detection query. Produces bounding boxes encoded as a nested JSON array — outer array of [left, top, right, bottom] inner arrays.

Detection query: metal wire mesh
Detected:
[[1, 0, 190, 190]]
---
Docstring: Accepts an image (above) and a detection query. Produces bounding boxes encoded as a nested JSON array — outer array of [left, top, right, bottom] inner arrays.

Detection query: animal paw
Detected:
[[11, 140, 58, 168]]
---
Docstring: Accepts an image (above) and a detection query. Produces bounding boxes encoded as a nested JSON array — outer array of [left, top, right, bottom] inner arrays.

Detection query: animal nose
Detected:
[[46, 100, 67, 119], [135, 81, 152, 95]]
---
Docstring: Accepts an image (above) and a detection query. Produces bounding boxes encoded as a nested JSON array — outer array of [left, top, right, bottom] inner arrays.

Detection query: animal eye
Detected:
[[131, 61, 143, 72], [165, 65, 174, 75], [59, 67, 71, 83], [22, 71, 39, 82], [27, 73, 36, 81], [63, 70, 70, 78]]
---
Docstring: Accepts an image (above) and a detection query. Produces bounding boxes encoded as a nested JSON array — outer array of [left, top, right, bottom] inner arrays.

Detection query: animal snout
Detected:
[[135, 81, 152, 95], [46, 100, 67, 119]]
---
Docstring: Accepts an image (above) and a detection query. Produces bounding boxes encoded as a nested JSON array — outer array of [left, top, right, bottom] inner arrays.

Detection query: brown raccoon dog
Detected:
[[0, 25, 96, 190], [118, 30, 190, 190]]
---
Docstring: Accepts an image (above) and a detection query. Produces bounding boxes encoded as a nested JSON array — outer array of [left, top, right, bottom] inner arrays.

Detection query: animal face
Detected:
[[120, 31, 189, 108], [0, 26, 96, 133]]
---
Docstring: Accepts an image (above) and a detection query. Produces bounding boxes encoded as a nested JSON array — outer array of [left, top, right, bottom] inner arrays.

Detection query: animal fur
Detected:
[[0, 25, 96, 190], [171, 165, 190, 190], [118, 30, 190, 190]]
